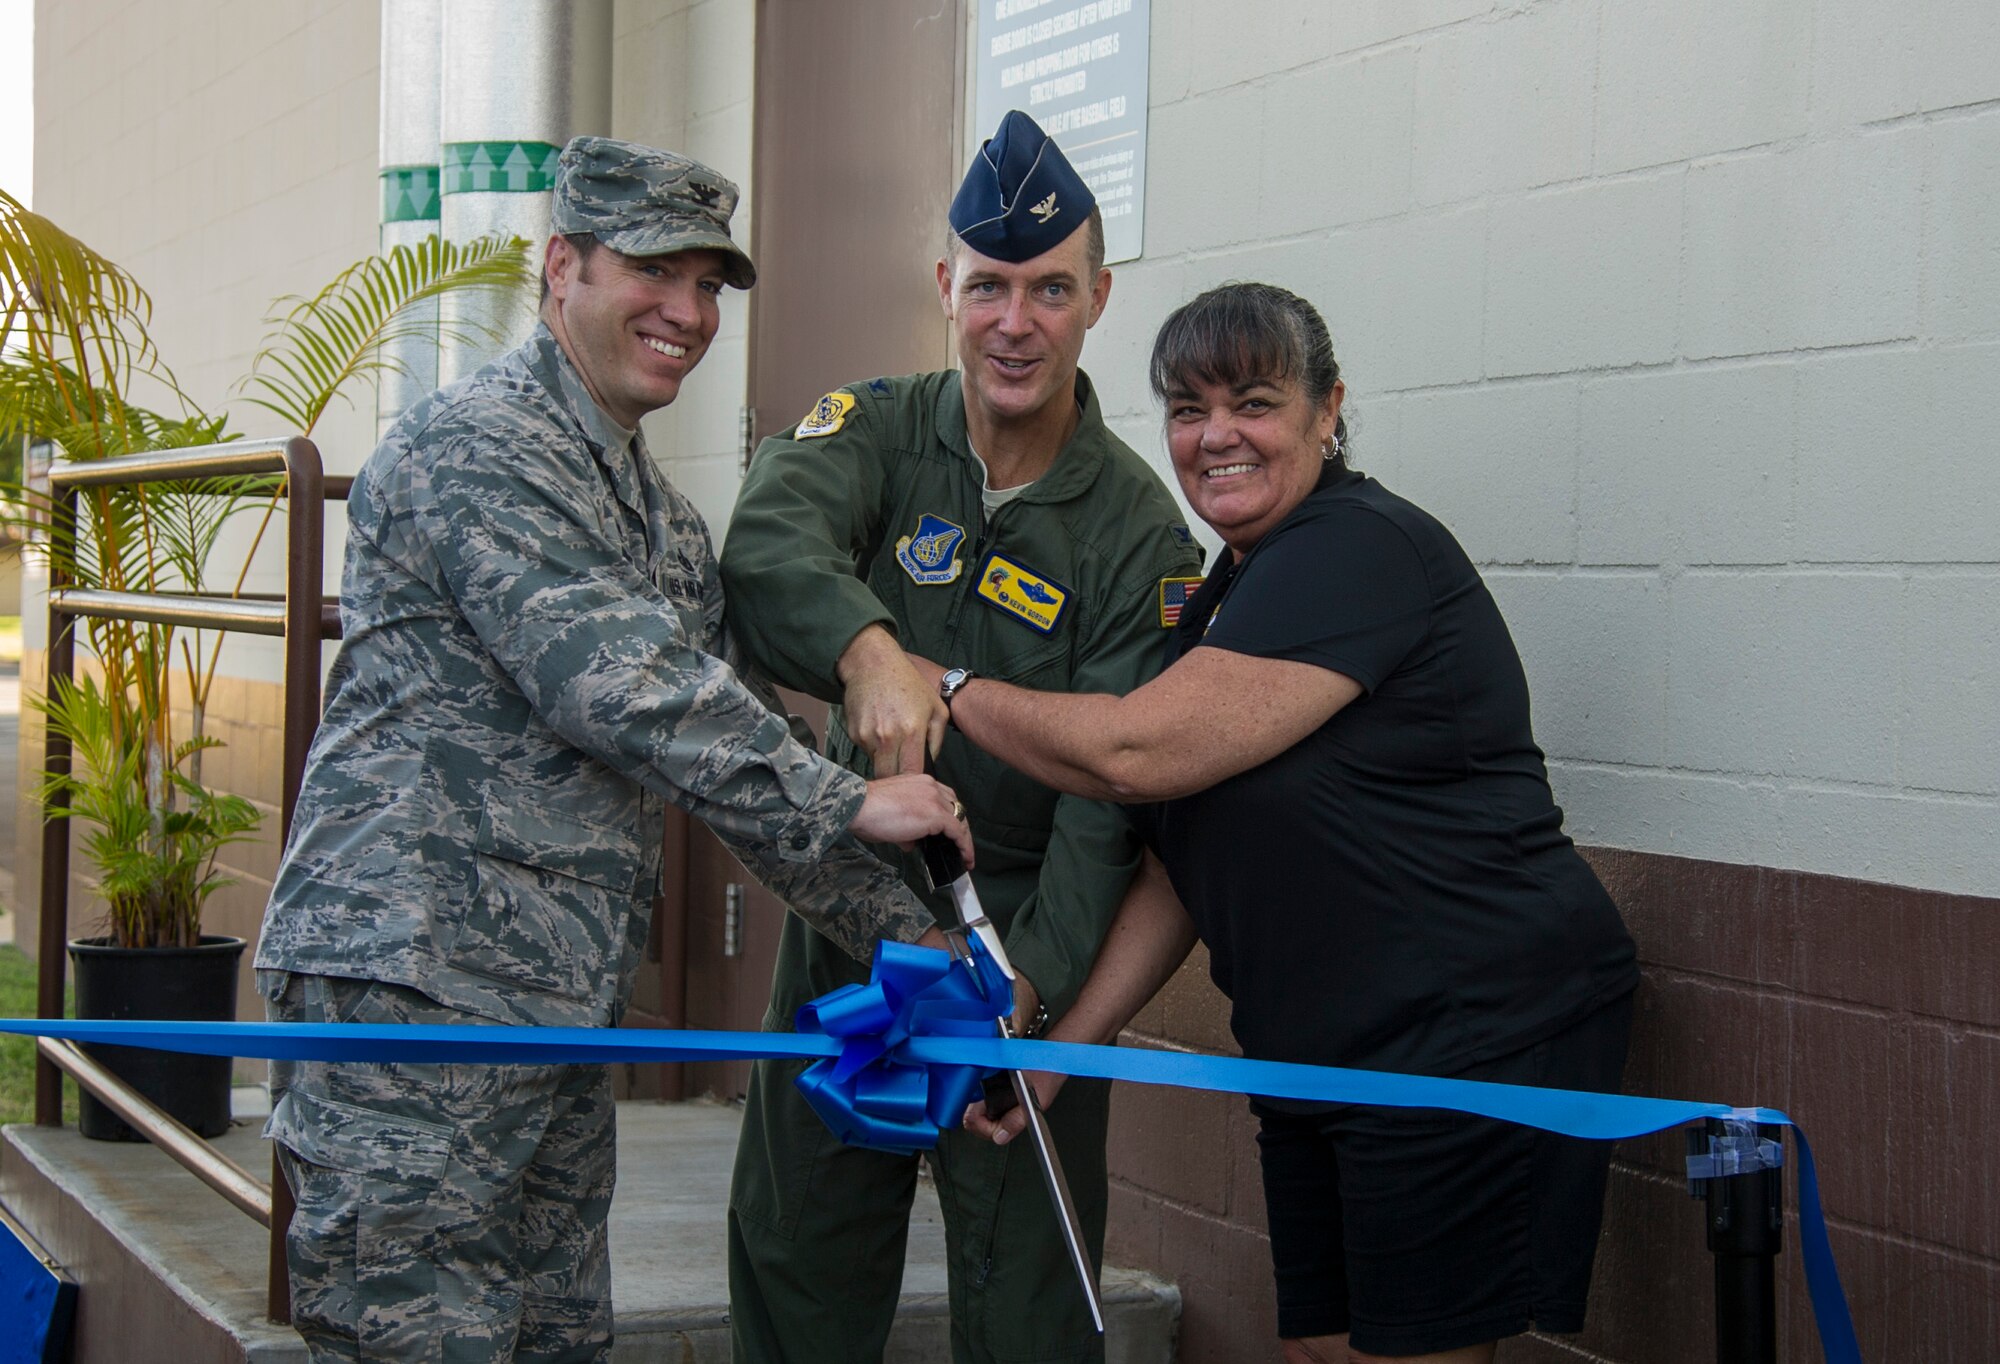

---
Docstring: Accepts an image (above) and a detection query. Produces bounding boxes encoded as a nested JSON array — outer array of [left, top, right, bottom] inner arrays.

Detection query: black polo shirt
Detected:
[[1140, 468, 1638, 1076]]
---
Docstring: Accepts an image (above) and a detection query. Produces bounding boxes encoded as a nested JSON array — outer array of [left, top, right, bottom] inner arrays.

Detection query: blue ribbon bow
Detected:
[[793, 937, 1014, 1154]]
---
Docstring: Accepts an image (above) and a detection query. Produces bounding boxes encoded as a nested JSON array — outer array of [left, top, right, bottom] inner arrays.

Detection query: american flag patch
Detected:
[[1157, 576, 1205, 628]]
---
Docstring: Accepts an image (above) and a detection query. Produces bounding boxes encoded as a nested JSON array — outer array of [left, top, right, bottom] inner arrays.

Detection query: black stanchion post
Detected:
[[1687, 1112, 1786, 1364]]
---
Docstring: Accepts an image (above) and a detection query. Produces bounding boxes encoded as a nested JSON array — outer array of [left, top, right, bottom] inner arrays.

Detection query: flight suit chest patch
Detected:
[[895, 513, 968, 585], [976, 552, 1070, 635]]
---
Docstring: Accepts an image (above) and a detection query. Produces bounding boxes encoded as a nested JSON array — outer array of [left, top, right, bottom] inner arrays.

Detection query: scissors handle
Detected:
[[920, 827, 966, 890], [918, 745, 969, 889]]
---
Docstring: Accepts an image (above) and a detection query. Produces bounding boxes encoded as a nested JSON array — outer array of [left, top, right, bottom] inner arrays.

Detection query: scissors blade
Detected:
[[936, 871, 1105, 1333], [1000, 1012, 1105, 1332]]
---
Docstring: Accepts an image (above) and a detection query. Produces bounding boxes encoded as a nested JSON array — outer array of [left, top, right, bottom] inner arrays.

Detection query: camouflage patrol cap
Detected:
[[551, 135, 756, 289]]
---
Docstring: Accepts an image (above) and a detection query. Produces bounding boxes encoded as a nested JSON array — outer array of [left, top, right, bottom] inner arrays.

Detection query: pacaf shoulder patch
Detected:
[[795, 391, 857, 439]]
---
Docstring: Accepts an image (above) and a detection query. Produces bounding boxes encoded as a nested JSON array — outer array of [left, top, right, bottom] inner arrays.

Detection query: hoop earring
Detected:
[[1321, 432, 1343, 462]]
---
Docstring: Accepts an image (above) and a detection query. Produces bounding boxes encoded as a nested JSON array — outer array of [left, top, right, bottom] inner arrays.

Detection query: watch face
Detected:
[[942, 667, 971, 696]]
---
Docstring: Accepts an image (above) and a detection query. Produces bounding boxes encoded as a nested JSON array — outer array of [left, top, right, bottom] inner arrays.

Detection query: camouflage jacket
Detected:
[[721, 370, 1202, 1018], [255, 325, 930, 1027]]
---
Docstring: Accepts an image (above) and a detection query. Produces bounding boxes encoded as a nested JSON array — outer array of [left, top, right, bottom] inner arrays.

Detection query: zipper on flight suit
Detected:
[[940, 456, 1007, 648]]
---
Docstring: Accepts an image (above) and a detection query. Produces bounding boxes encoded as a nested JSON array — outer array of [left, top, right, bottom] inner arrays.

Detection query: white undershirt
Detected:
[[967, 443, 1034, 516]]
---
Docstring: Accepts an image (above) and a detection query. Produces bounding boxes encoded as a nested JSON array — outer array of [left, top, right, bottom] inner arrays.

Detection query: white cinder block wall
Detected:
[[25, 0, 755, 663], [27, 0, 386, 678], [1074, 0, 2000, 898]]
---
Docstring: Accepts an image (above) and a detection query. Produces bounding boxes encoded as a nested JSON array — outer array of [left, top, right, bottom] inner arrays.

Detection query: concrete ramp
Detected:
[[1, 1101, 1179, 1362]]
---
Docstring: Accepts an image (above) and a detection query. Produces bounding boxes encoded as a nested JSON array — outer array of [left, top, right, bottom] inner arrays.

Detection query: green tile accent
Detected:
[[381, 164, 442, 223], [441, 141, 564, 195]]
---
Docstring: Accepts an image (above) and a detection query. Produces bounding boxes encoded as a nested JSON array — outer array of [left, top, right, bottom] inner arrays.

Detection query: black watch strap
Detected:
[[939, 666, 977, 709]]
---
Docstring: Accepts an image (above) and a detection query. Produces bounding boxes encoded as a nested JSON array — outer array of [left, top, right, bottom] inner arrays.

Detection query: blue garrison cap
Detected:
[[948, 110, 1096, 263]]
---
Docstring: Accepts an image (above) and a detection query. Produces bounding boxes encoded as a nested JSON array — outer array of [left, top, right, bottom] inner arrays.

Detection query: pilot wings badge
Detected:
[[976, 552, 1070, 634], [896, 513, 968, 585]]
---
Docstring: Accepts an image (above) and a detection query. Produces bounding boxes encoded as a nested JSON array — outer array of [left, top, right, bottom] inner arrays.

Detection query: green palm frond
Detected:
[[147, 476, 265, 592], [33, 671, 256, 948], [236, 232, 533, 434], [0, 347, 219, 469], [11, 215, 538, 948], [0, 187, 185, 449]]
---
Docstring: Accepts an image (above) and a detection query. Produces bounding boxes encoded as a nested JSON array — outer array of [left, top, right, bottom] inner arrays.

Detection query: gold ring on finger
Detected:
[[952, 800, 967, 822]]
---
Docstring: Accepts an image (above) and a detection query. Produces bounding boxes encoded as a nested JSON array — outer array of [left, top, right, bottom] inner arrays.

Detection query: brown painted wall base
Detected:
[[1105, 846, 2000, 1364]]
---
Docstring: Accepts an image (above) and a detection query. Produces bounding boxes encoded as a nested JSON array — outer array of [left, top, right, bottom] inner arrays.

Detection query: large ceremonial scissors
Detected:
[[919, 821, 1105, 1332]]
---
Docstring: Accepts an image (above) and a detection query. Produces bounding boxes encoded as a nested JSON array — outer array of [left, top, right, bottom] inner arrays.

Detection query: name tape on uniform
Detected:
[[977, 553, 1070, 634]]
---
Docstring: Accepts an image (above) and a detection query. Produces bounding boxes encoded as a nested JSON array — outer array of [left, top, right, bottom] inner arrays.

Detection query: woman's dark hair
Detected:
[[1148, 281, 1350, 469]]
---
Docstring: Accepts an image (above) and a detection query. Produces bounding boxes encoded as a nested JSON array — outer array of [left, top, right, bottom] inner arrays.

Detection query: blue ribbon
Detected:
[[0, 938, 1860, 1363]]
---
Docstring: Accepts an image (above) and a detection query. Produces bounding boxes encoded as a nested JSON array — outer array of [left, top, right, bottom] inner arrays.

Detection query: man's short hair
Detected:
[[539, 232, 601, 305], [944, 206, 1106, 279]]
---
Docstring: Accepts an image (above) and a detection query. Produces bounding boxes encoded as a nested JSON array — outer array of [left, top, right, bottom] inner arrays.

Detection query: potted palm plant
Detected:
[[1, 186, 531, 1137]]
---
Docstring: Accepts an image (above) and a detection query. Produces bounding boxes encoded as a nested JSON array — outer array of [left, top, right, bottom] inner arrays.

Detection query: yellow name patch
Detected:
[[795, 391, 856, 439], [976, 553, 1070, 635]]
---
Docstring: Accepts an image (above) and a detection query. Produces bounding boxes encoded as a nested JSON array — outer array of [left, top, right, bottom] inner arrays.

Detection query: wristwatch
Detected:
[[938, 666, 977, 721]]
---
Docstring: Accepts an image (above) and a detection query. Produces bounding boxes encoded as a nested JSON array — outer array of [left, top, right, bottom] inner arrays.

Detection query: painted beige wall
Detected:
[[16, 0, 755, 1019], [614, 0, 759, 534]]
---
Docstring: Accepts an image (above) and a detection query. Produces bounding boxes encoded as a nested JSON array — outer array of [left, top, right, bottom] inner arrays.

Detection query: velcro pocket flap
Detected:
[[267, 1089, 453, 1189], [475, 792, 643, 892]]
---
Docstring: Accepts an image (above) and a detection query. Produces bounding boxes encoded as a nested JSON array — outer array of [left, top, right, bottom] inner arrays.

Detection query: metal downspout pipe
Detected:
[[437, 0, 613, 385], [377, 0, 444, 437]]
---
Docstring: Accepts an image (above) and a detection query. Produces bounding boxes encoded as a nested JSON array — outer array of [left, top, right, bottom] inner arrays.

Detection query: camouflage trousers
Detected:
[[262, 972, 616, 1363]]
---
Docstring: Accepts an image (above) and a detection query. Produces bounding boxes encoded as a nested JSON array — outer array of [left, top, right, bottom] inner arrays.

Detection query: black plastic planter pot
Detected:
[[67, 935, 247, 1141]]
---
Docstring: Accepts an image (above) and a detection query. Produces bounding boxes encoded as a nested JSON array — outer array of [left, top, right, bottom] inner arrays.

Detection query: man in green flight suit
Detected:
[[721, 111, 1204, 1363]]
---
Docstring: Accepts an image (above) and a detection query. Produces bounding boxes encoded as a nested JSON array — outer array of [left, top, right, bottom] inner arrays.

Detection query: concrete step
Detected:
[[2, 1100, 1179, 1362]]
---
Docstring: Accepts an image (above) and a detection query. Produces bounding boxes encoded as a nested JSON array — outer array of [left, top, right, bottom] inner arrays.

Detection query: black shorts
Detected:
[[1252, 992, 1634, 1356]]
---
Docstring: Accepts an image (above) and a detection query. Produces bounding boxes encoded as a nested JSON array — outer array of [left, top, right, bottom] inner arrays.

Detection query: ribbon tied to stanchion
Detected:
[[792, 937, 1013, 1154], [0, 935, 1861, 1364]]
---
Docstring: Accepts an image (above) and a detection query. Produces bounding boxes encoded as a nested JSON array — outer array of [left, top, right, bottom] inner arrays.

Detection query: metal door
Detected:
[[673, 0, 963, 1100]]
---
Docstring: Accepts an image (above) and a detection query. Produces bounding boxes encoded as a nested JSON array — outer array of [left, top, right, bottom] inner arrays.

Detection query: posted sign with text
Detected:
[[975, 0, 1151, 265]]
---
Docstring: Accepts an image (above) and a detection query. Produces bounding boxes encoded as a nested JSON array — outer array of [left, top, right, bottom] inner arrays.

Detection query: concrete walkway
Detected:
[[2, 1100, 1180, 1362]]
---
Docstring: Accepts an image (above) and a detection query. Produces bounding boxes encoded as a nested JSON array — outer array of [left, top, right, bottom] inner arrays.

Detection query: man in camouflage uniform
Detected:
[[721, 112, 1204, 1363], [255, 136, 971, 1364]]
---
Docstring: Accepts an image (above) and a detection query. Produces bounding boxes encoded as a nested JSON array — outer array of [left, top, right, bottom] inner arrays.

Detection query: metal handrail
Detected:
[[48, 589, 292, 635], [36, 1037, 272, 1226], [35, 435, 340, 1323], [49, 438, 294, 488]]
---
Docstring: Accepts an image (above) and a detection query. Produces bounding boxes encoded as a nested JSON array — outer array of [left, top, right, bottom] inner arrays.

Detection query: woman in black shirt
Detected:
[[932, 283, 1639, 1364]]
